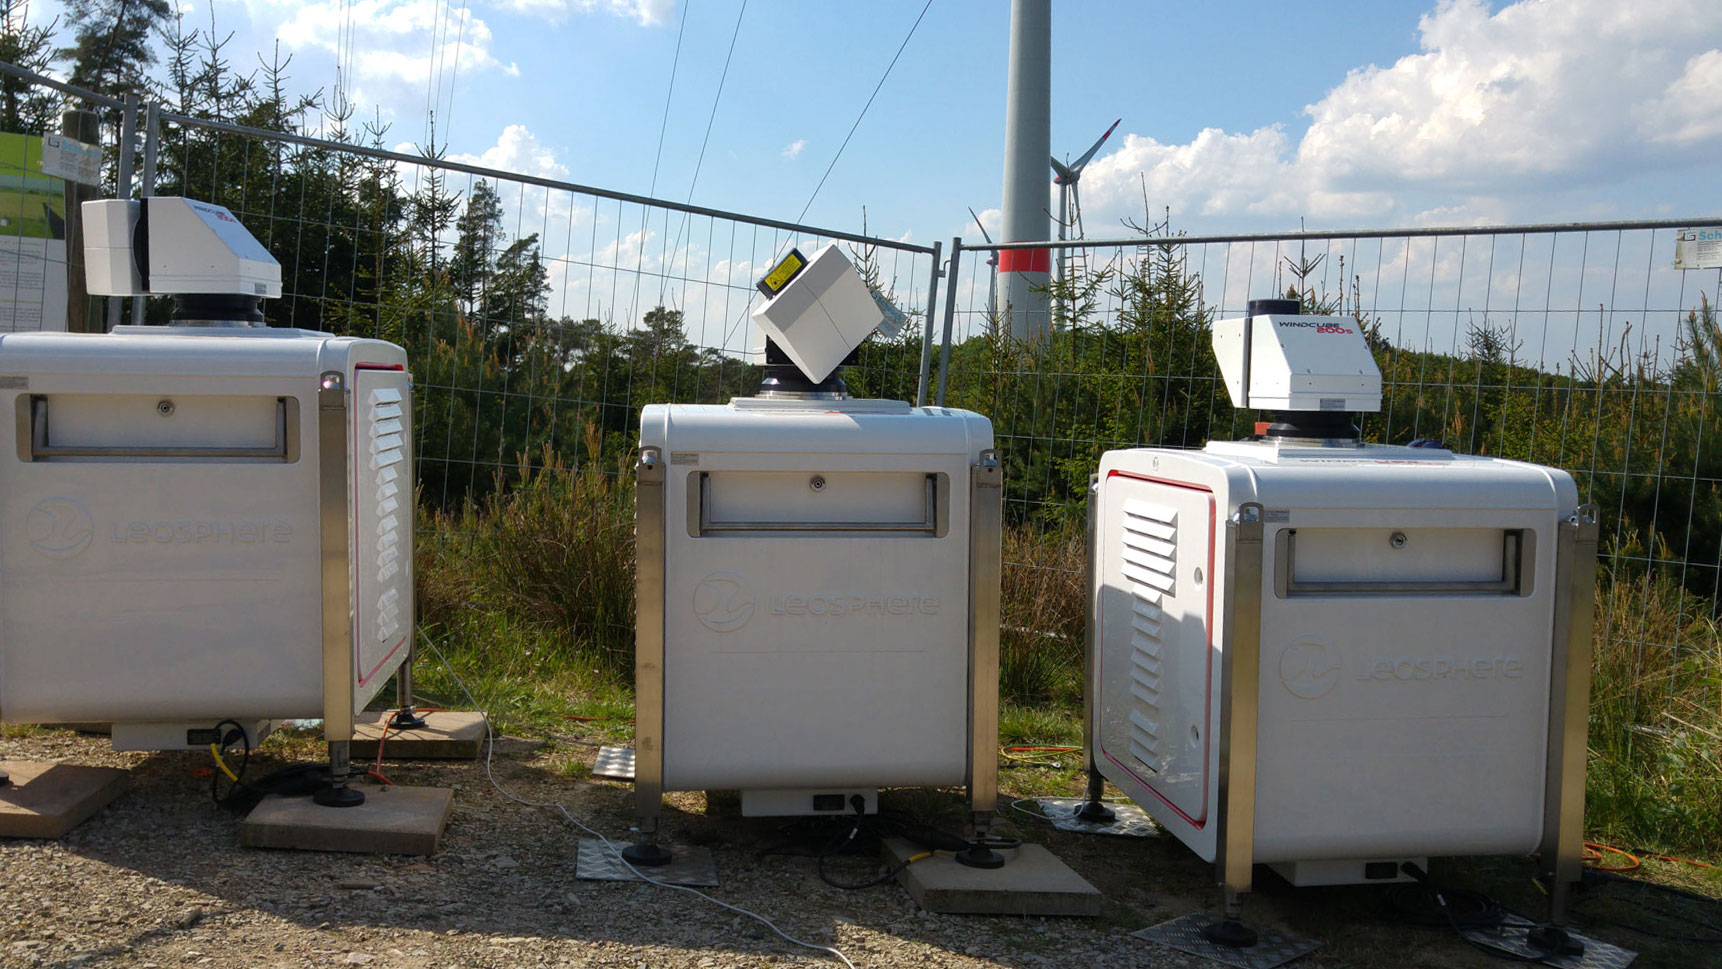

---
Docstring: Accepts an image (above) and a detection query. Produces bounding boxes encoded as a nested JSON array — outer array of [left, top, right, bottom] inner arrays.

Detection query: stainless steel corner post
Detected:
[[630, 447, 669, 860], [967, 448, 1003, 833], [1215, 502, 1265, 917], [317, 371, 363, 806], [1541, 504, 1599, 924], [394, 381, 421, 725], [1080, 475, 1111, 814]]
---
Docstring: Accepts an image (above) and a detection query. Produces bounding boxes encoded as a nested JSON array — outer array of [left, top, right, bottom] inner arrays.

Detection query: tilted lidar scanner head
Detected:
[[749, 244, 905, 395], [1211, 297, 1381, 440]]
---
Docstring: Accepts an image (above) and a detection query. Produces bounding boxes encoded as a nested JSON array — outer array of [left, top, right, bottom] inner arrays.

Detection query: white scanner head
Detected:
[[749, 244, 904, 388], [82, 198, 282, 324], [1212, 298, 1381, 414]]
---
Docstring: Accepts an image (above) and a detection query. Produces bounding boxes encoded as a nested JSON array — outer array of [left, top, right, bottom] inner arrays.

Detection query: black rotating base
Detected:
[[313, 784, 367, 808], [753, 337, 855, 398], [389, 709, 430, 732], [1262, 410, 1360, 441], [1075, 800, 1116, 823], [621, 843, 674, 867], [1199, 918, 1260, 948]]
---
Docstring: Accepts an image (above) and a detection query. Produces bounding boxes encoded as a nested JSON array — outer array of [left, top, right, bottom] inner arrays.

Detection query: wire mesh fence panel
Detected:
[[946, 226, 1722, 720], [144, 112, 937, 511]]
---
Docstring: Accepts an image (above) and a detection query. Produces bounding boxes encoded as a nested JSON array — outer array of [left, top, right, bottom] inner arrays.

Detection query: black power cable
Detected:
[[1394, 863, 1581, 964], [804, 799, 1021, 892]]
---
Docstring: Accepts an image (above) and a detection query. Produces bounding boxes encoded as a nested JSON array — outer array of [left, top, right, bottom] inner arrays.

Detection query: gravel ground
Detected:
[[0, 728, 1227, 969]]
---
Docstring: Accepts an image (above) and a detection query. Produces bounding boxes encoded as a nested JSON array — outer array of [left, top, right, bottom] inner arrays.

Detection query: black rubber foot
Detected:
[[1200, 919, 1259, 949], [313, 784, 367, 808], [622, 843, 674, 867], [1527, 925, 1585, 957], [954, 845, 1006, 870], [1075, 800, 1116, 823], [389, 710, 430, 731], [0, 771, 10, 788]]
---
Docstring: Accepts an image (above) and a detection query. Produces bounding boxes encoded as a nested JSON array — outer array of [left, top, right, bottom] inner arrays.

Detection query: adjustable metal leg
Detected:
[[622, 814, 672, 867], [389, 645, 428, 731], [1078, 476, 1114, 825], [955, 810, 1006, 870], [1077, 766, 1115, 822], [315, 739, 365, 808]]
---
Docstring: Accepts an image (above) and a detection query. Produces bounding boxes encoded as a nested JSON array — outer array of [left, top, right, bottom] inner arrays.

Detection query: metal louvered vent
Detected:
[[369, 386, 405, 645], [1120, 499, 1177, 771]]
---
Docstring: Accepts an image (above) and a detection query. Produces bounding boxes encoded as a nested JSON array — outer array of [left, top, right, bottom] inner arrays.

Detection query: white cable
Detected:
[[417, 629, 858, 969]]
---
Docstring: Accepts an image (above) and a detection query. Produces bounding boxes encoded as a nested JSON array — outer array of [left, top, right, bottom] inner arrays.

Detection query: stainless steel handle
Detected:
[[1274, 528, 1527, 597], [694, 472, 940, 535], [26, 395, 295, 461]]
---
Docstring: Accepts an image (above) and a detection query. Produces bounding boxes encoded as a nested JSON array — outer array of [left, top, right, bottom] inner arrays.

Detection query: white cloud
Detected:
[[269, 0, 515, 87], [1297, 0, 1722, 188], [967, 207, 1001, 240], [1642, 49, 1722, 146], [448, 124, 570, 180], [492, 0, 676, 27], [1075, 0, 1722, 228], [781, 138, 806, 160]]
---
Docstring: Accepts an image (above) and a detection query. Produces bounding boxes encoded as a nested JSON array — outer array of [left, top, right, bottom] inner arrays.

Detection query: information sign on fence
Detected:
[[1674, 227, 1722, 270], [39, 133, 101, 186]]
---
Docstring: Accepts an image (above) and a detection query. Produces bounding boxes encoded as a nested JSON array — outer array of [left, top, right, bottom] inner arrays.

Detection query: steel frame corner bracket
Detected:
[[633, 446, 667, 829], [1215, 502, 1265, 914], [1541, 503, 1599, 924], [967, 448, 1003, 822], [317, 370, 355, 746]]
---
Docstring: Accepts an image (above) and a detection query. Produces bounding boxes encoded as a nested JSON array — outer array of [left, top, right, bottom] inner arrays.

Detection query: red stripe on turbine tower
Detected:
[[997, 248, 1051, 273]]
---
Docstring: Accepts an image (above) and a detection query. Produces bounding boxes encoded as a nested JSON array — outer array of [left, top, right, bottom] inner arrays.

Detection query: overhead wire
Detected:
[[418, 629, 857, 969], [659, 0, 749, 304], [629, 0, 690, 327], [795, 0, 935, 224]]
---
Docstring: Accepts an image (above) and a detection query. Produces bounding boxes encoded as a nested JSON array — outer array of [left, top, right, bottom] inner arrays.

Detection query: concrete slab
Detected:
[[349, 711, 487, 761], [883, 838, 1101, 917], [0, 761, 130, 839], [240, 784, 453, 855]]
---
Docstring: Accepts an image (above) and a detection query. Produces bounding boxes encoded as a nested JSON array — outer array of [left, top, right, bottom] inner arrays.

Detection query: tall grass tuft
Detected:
[[1587, 564, 1722, 854], [999, 522, 1087, 706]]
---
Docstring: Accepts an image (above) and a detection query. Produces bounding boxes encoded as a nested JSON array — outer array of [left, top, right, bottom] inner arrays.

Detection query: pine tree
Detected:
[[450, 180, 504, 312], [0, 2, 58, 134], [56, 0, 172, 109]]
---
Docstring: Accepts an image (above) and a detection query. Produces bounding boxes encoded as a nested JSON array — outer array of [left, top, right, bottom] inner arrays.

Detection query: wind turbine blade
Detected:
[[1071, 182, 1085, 240], [1049, 156, 1071, 181], [1069, 118, 1122, 175], [967, 206, 995, 245]]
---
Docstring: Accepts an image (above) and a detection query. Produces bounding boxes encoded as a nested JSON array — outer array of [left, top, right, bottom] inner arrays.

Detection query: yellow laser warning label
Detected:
[[761, 250, 806, 294]]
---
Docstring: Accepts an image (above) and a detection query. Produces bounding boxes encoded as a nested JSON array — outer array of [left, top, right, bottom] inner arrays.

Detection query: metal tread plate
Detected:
[[1460, 915, 1635, 969], [1132, 912, 1319, 969], [575, 839, 717, 887], [592, 745, 636, 781], [1036, 797, 1160, 838]]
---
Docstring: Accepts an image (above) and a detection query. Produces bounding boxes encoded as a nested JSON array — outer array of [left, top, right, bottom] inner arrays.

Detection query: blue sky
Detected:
[[26, 0, 1722, 246]]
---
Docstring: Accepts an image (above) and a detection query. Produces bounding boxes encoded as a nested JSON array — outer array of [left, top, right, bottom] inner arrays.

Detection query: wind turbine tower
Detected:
[[1000, 0, 1051, 343]]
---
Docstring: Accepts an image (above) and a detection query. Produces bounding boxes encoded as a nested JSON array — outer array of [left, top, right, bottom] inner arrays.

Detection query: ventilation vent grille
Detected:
[[1120, 499, 1176, 771], [369, 386, 405, 646]]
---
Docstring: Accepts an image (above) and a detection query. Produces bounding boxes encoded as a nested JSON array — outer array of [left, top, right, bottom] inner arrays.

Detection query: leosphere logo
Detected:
[[1279, 638, 1341, 699], [693, 571, 753, 633], [26, 497, 94, 559]]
